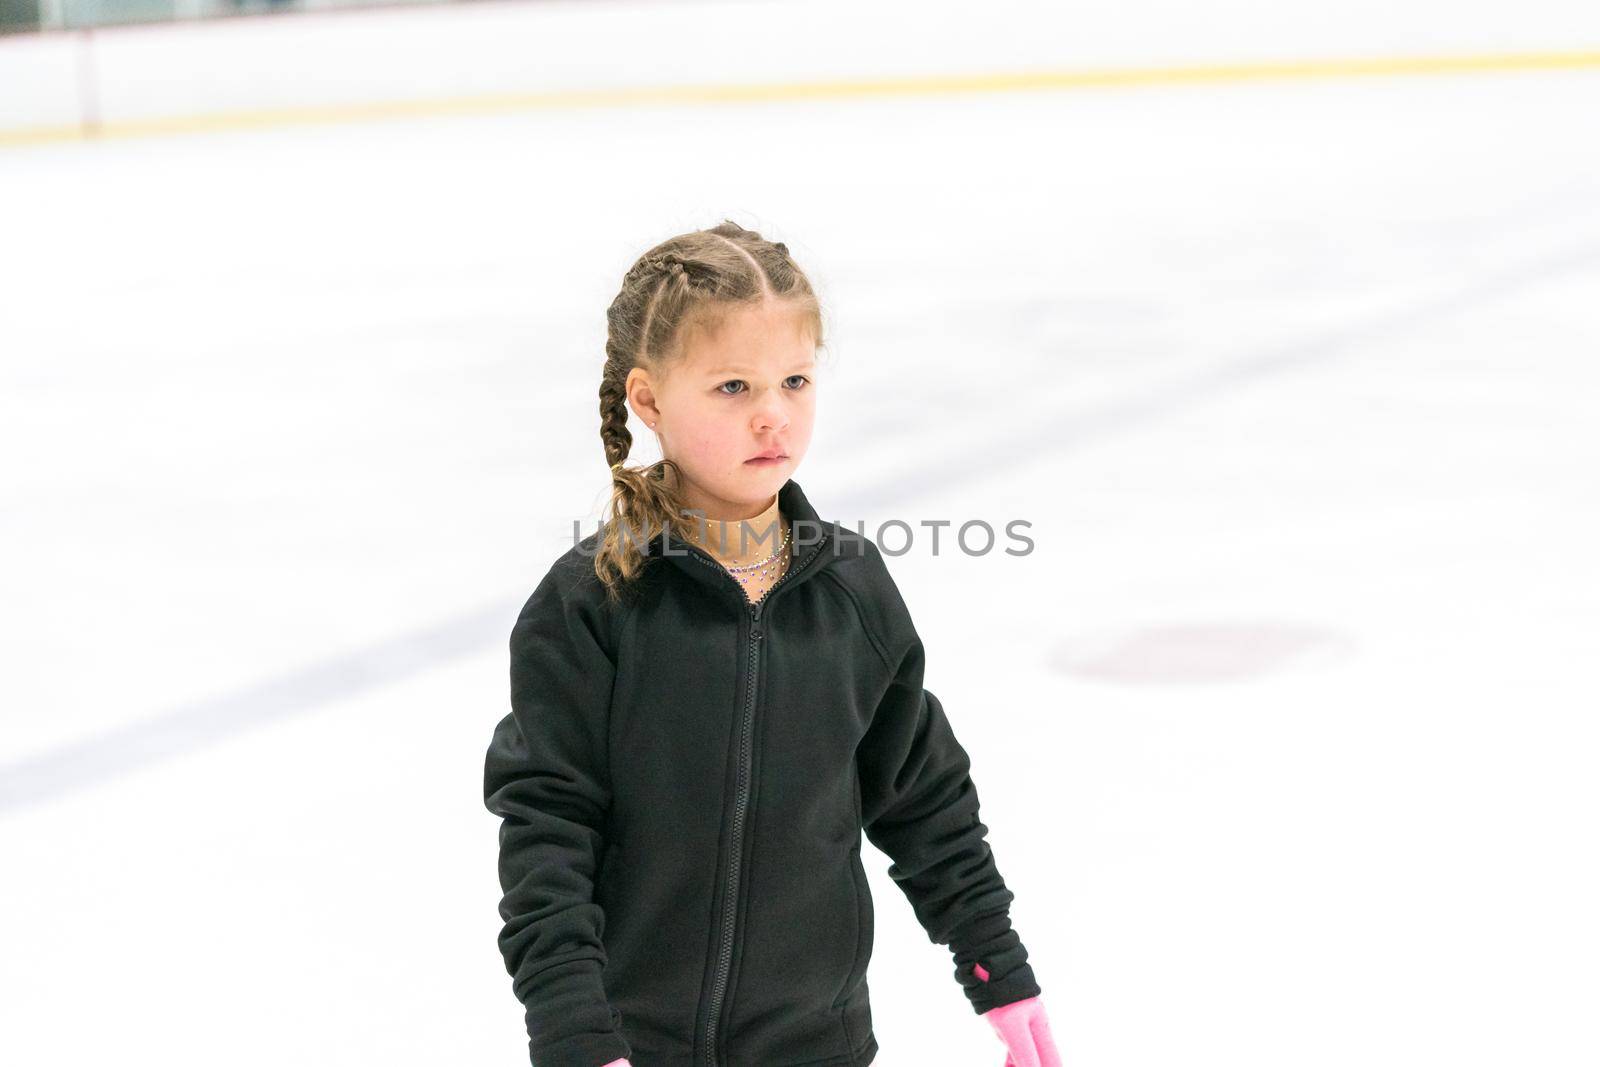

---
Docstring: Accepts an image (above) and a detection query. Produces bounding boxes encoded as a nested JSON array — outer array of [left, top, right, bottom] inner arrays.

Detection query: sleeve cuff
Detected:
[[948, 910, 1043, 1015], [519, 957, 633, 1066], [525, 1031, 632, 1067]]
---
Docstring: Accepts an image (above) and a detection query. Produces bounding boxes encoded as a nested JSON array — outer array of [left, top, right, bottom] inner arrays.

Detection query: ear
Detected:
[[624, 366, 662, 430]]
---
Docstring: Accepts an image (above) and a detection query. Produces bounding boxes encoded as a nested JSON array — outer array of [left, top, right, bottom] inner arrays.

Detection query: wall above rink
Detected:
[[2, 0, 1599, 146]]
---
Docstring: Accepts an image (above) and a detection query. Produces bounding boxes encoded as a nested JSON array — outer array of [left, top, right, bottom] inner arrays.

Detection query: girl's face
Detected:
[[627, 298, 817, 521]]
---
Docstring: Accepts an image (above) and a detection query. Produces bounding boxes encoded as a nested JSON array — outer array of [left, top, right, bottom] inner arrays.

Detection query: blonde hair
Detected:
[[594, 220, 824, 603]]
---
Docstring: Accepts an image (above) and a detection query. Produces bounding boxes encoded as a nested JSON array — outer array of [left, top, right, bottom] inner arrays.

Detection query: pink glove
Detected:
[[976, 963, 1062, 1067], [597, 1060, 631, 1067]]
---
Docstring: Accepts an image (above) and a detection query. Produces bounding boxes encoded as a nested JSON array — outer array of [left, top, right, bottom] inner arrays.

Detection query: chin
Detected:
[[742, 461, 791, 480], [729, 463, 786, 494]]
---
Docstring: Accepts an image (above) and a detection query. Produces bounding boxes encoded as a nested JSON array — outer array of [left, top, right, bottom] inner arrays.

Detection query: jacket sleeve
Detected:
[[483, 564, 632, 1067], [857, 626, 1043, 1016]]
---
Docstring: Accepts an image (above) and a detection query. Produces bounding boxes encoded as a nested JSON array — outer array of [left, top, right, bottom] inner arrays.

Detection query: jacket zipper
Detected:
[[680, 534, 827, 1067]]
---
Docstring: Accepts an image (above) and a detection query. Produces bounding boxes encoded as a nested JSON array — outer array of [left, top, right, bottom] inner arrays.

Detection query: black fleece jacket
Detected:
[[483, 478, 1041, 1067]]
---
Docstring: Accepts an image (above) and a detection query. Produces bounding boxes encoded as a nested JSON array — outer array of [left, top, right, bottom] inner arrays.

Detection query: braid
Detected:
[[599, 377, 632, 472], [587, 221, 824, 602]]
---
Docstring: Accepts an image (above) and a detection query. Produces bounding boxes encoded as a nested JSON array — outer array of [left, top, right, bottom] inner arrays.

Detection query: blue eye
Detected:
[[717, 376, 809, 396]]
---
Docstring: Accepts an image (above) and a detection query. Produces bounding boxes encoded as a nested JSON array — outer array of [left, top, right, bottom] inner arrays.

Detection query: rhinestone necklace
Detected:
[[718, 523, 791, 593]]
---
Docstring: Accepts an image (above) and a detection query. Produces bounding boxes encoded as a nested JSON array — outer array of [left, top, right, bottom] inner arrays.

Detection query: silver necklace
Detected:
[[719, 524, 790, 590]]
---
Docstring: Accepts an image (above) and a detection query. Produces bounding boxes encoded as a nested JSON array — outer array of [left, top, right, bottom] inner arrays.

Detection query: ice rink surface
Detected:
[[2, 27, 1598, 1067]]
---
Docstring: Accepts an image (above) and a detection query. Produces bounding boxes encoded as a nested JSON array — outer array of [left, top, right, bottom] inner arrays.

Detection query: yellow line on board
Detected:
[[4, 48, 1599, 148]]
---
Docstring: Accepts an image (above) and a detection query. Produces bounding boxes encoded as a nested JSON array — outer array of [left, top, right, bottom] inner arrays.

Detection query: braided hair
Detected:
[[592, 220, 823, 602]]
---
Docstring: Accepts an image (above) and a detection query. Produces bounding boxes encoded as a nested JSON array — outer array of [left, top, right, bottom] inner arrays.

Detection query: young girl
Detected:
[[483, 221, 1060, 1067]]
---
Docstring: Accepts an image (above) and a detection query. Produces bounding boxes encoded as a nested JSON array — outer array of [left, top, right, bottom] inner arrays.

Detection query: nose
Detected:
[[751, 388, 789, 433]]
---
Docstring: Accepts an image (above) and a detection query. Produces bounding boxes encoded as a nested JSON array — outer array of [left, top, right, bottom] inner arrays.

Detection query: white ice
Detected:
[[1, 23, 1598, 1067]]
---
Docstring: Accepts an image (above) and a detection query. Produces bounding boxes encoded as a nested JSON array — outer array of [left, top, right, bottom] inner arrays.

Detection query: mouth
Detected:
[[745, 452, 788, 465]]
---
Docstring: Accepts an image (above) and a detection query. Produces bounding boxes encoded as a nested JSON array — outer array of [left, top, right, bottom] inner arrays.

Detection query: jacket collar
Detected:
[[656, 477, 853, 605]]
